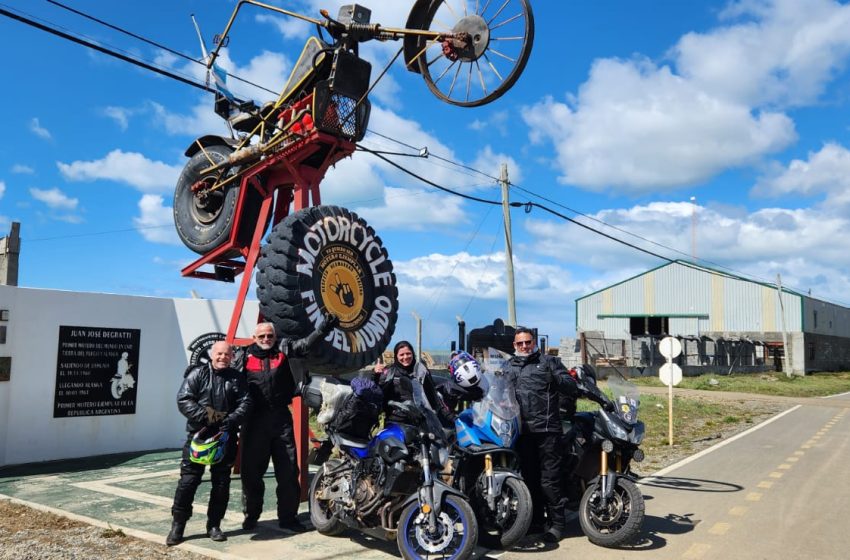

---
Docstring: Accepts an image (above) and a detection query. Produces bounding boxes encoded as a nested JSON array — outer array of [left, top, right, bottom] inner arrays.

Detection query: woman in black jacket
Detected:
[[374, 341, 446, 425]]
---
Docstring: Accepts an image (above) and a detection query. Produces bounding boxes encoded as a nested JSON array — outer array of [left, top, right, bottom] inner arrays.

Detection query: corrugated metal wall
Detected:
[[577, 262, 811, 338]]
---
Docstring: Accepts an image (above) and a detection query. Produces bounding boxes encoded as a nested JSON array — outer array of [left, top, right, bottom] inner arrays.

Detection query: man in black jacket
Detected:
[[239, 315, 336, 533], [167, 341, 251, 546], [505, 327, 578, 544]]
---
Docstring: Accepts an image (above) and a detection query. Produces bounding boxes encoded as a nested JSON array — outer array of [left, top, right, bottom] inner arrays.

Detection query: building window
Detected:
[[0, 325, 5, 344], [629, 316, 670, 336], [813, 310, 818, 329], [808, 342, 816, 361]]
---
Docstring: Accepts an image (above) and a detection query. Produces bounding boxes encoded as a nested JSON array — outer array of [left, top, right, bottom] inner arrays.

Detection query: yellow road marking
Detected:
[[709, 522, 731, 535], [786, 457, 799, 462], [746, 492, 763, 501], [794, 450, 805, 456], [757, 481, 774, 489], [729, 506, 748, 516], [778, 464, 791, 470], [769, 472, 784, 479], [683, 543, 712, 559]]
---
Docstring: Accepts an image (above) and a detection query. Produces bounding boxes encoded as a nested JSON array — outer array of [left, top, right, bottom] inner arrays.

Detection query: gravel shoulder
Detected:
[[0, 390, 803, 560]]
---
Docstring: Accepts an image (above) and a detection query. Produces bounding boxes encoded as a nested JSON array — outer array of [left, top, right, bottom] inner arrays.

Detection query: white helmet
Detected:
[[449, 351, 481, 388]]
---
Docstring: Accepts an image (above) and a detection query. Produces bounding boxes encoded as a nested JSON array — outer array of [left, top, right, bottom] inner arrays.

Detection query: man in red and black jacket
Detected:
[[238, 316, 336, 533]]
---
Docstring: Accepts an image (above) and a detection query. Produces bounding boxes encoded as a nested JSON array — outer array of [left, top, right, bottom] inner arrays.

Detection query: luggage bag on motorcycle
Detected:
[[328, 376, 383, 439]]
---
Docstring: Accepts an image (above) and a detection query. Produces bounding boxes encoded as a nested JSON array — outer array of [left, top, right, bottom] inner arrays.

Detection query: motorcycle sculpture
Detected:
[[174, 0, 534, 256], [309, 375, 479, 560], [563, 367, 646, 547], [450, 367, 532, 550]]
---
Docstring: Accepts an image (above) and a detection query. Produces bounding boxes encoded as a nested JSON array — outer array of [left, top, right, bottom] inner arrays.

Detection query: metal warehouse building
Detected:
[[574, 260, 850, 375]]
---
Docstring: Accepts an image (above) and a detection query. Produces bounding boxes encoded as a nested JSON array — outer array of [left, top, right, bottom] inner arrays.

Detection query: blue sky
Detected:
[[3, 0, 850, 350]]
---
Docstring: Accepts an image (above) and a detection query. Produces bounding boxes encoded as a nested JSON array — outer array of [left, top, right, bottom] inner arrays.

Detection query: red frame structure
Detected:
[[182, 126, 356, 496]]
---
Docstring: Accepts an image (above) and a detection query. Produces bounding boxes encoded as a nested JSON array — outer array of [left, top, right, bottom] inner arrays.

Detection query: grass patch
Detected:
[[630, 371, 850, 398]]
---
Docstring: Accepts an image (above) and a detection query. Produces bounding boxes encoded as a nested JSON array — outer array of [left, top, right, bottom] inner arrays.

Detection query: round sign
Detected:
[[659, 363, 683, 387], [659, 336, 683, 359]]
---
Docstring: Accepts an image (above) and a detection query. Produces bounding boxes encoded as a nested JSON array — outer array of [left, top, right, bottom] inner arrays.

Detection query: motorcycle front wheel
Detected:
[[397, 494, 478, 560], [578, 477, 645, 548], [475, 476, 532, 550], [308, 460, 346, 536]]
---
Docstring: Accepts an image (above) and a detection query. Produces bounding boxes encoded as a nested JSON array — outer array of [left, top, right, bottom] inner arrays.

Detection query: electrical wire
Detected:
[[0, 5, 215, 94], [45, 0, 279, 96]]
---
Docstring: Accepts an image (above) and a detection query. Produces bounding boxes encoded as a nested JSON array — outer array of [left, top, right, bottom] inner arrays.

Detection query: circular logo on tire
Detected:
[[317, 243, 366, 328]]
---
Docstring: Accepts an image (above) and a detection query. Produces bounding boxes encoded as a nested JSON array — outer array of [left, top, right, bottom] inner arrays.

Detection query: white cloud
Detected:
[[102, 106, 133, 131], [521, 0, 850, 194], [30, 187, 78, 210], [29, 118, 52, 140], [148, 100, 228, 137], [57, 150, 183, 194], [471, 146, 523, 185], [133, 194, 181, 245], [522, 198, 850, 302], [754, 142, 850, 206], [354, 187, 466, 230], [0, 181, 5, 199], [676, 0, 850, 107], [522, 67, 795, 193], [11, 164, 33, 174]]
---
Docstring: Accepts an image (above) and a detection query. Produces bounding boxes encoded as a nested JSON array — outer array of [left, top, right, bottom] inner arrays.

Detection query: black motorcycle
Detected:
[[563, 369, 646, 547], [309, 375, 478, 560]]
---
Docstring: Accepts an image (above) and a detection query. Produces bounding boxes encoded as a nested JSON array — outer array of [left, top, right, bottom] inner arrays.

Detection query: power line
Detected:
[[0, 5, 215, 94], [44, 0, 279, 96]]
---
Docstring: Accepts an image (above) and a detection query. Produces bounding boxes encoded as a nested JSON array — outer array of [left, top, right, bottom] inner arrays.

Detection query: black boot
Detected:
[[166, 520, 185, 546]]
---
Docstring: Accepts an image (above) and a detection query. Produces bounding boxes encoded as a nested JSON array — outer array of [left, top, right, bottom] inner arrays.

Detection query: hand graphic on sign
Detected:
[[333, 273, 355, 308]]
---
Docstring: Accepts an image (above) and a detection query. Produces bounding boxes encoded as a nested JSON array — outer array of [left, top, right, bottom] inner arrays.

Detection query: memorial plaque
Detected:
[[54, 326, 141, 418]]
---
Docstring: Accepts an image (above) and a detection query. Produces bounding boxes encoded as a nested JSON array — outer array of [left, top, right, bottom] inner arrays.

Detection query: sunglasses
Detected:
[[514, 339, 533, 347], [256, 334, 275, 340]]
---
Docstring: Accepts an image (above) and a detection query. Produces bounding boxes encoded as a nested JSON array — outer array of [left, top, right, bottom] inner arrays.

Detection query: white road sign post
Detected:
[[659, 336, 683, 446]]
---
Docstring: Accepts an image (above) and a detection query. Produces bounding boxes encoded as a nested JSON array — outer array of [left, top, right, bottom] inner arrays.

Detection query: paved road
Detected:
[[2, 391, 848, 560], [504, 391, 850, 560]]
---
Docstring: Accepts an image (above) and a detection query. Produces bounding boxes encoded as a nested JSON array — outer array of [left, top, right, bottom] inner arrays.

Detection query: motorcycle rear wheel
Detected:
[[476, 476, 532, 550], [397, 494, 478, 560], [308, 461, 346, 536], [578, 477, 644, 548]]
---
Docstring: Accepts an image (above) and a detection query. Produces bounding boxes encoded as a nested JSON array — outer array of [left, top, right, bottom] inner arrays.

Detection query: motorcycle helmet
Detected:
[[448, 351, 482, 388], [189, 427, 229, 466]]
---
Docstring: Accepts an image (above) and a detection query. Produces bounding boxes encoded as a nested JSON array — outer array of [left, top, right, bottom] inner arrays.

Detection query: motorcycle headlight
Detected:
[[490, 416, 516, 447], [606, 420, 629, 442]]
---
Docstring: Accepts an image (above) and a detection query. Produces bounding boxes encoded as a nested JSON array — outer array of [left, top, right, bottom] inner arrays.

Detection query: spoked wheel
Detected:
[[475, 476, 533, 550], [397, 494, 478, 560], [411, 0, 534, 107], [578, 477, 645, 548]]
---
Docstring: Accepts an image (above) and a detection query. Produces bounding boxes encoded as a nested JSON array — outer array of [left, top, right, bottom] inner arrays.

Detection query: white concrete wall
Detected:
[[0, 285, 259, 467]]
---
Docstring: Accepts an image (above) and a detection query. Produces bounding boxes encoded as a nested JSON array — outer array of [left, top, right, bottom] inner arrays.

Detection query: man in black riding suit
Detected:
[[239, 315, 337, 533], [504, 327, 578, 543], [167, 341, 251, 546]]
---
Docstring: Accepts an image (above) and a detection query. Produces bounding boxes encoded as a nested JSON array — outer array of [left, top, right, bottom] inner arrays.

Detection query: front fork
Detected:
[[484, 453, 496, 510], [597, 448, 622, 507], [419, 441, 439, 532]]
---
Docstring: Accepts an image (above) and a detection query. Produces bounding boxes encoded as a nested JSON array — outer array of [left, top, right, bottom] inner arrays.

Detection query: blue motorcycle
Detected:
[[449, 369, 532, 550], [309, 375, 478, 560]]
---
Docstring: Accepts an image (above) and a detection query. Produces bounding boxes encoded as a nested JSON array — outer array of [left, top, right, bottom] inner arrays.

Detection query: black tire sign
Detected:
[[54, 326, 141, 418]]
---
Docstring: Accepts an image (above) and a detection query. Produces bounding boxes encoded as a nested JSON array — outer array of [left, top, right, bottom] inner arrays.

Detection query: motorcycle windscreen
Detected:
[[608, 375, 641, 424]]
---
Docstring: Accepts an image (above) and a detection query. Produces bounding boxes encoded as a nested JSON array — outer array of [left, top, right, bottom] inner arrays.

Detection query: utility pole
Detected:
[[412, 310, 422, 360], [776, 274, 793, 377], [690, 196, 697, 260], [500, 163, 517, 327]]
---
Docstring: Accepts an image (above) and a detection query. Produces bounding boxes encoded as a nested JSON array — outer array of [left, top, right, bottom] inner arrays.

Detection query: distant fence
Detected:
[[559, 332, 777, 377]]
